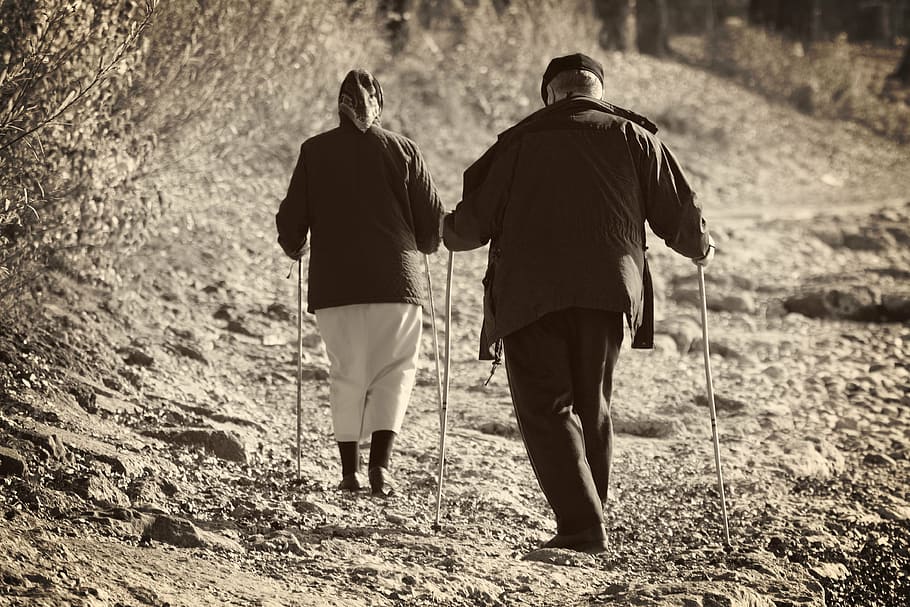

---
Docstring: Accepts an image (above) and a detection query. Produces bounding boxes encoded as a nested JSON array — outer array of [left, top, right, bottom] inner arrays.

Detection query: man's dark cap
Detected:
[[540, 53, 604, 103]]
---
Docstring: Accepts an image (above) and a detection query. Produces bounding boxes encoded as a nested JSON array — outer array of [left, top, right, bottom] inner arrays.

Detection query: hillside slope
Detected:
[[2, 49, 910, 607]]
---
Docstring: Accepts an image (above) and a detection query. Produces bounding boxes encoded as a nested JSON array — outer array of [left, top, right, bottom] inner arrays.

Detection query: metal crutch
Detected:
[[432, 250, 455, 531], [697, 264, 732, 548], [296, 258, 304, 481], [424, 255, 444, 429]]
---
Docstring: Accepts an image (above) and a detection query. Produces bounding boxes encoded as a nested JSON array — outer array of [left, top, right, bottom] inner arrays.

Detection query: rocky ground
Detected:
[[2, 51, 910, 607]]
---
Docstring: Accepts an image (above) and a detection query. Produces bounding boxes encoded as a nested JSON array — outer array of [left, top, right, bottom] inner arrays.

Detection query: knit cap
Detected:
[[540, 53, 604, 104]]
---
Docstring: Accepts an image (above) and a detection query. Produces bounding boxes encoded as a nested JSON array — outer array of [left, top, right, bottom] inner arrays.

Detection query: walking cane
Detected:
[[697, 264, 732, 548], [296, 258, 304, 481], [432, 250, 455, 531], [424, 255, 444, 426]]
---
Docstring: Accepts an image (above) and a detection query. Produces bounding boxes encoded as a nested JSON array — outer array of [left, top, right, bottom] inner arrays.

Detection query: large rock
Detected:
[[521, 547, 598, 567], [781, 439, 845, 478], [671, 287, 716, 308], [863, 452, 897, 467], [655, 316, 702, 354], [842, 231, 891, 251], [689, 337, 748, 360], [694, 393, 749, 413], [248, 529, 308, 555], [67, 382, 97, 414], [815, 223, 900, 252], [784, 287, 880, 321], [153, 428, 247, 463], [810, 562, 850, 581], [143, 515, 242, 552], [477, 420, 519, 438], [293, 499, 346, 519], [885, 223, 910, 245], [121, 346, 154, 368], [651, 333, 682, 356], [19, 426, 70, 461], [300, 365, 329, 381], [169, 342, 208, 363], [265, 302, 294, 321], [613, 414, 682, 438], [128, 477, 177, 512], [16, 420, 146, 476], [673, 288, 756, 314], [226, 319, 257, 337], [71, 474, 131, 508], [717, 293, 757, 314], [598, 579, 781, 607], [213, 304, 234, 320], [882, 293, 910, 321], [0, 447, 27, 477]]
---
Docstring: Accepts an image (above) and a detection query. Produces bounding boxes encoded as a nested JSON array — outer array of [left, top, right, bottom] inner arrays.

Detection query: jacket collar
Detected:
[[498, 97, 657, 143]]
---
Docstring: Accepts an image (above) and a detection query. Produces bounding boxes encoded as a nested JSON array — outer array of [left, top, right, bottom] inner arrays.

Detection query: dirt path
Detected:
[[2, 54, 910, 607]]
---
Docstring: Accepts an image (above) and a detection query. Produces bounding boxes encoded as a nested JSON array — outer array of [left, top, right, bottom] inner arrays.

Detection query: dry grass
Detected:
[[673, 23, 910, 143]]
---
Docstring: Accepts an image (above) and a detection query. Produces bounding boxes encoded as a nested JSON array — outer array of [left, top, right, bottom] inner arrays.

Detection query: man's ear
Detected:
[[545, 84, 556, 106]]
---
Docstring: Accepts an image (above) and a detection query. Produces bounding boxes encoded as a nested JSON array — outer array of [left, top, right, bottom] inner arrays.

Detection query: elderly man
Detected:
[[444, 53, 714, 553], [277, 69, 445, 496]]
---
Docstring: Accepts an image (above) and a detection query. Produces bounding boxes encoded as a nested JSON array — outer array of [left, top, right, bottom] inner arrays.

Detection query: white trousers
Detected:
[[315, 303, 422, 442]]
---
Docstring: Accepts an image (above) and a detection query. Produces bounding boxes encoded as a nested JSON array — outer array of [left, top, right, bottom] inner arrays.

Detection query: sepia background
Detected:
[[1, 1, 909, 605]]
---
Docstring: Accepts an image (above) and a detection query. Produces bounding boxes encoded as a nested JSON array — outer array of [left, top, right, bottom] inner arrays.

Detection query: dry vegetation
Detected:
[[673, 20, 910, 142], [1, 2, 910, 606], [0, 0, 384, 310]]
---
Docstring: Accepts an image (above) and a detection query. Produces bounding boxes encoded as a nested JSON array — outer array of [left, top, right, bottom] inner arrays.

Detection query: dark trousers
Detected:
[[503, 307, 623, 535]]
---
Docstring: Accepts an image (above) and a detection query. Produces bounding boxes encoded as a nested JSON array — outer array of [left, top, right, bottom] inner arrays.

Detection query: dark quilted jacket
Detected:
[[276, 117, 444, 313], [444, 97, 710, 357]]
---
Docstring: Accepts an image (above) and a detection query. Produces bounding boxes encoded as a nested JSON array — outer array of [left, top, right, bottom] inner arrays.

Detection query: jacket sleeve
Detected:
[[407, 145, 445, 254], [443, 141, 519, 252], [628, 125, 710, 259], [275, 144, 309, 259]]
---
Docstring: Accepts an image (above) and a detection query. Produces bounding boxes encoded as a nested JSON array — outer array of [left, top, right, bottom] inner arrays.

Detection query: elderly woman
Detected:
[[276, 69, 444, 496]]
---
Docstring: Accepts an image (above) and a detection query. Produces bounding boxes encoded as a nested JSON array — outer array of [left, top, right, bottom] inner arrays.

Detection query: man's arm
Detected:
[[407, 146, 445, 254], [443, 140, 520, 252], [628, 125, 710, 260], [275, 144, 309, 259]]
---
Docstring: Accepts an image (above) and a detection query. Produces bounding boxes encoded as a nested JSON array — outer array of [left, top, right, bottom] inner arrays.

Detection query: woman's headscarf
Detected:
[[338, 69, 383, 132]]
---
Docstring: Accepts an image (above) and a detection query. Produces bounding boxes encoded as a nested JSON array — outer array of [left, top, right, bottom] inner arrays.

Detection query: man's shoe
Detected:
[[338, 473, 362, 491], [542, 524, 608, 554], [368, 467, 396, 497]]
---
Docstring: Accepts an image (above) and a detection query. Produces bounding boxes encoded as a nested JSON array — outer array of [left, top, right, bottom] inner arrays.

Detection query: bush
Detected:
[[0, 0, 385, 310], [680, 22, 910, 142], [1, 0, 155, 300]]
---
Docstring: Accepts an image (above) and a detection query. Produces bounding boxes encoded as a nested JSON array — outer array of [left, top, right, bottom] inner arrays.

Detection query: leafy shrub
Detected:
[[682, 21, 910, 142], [0, 0, 384, 310], [1, 0, 155, 300]]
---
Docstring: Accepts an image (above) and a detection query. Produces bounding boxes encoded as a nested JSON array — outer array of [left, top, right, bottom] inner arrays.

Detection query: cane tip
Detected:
[[431, 522, 442, 533], [722, 540, 735, 553]]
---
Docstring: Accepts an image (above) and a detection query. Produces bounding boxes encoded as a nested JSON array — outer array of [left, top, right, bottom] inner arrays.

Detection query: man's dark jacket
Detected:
[[277, 117, 444, 313], [444, 97, 710, 358]]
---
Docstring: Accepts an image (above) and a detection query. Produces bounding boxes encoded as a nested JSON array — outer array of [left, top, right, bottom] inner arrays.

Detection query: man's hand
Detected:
[[693, 235, 716, 267], [286, 243, 308, 261], [443, 210, 486, 252]]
